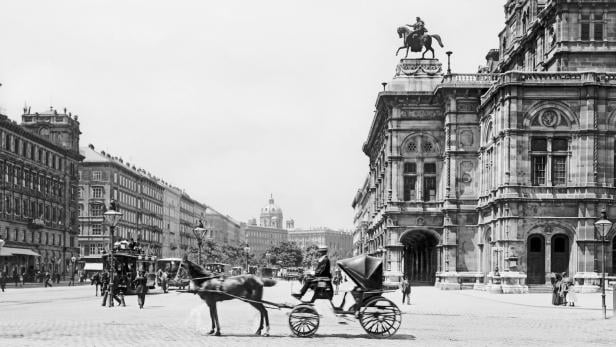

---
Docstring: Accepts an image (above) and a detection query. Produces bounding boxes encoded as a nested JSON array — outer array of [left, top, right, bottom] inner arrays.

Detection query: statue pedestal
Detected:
[[387, 58, 443, 92]]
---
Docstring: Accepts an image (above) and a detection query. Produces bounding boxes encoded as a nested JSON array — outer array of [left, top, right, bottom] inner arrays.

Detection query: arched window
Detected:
[[401, 134, 440, 202]]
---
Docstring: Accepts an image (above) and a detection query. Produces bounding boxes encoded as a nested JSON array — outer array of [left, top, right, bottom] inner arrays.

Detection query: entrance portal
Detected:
[[550, 234, 569, 274], [401, 230, 438, 285], [527, 234, 545, 285]]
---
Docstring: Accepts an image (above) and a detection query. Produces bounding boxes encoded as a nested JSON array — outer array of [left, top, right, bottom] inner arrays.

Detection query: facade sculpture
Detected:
[[354, 0, 616, 293]]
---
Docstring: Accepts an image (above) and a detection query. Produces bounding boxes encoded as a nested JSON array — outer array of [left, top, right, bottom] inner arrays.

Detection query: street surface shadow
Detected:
[[314, 333, 416, 340]]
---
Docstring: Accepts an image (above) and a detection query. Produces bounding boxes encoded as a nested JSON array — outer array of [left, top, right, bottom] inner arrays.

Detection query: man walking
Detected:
[[92, 272, 101, 296], [0, 271, 6, 292], [400, 276, 411, 305], [100, 272, 110, 306], [44, 271, 53, 288], [134, 270, 148, 309]]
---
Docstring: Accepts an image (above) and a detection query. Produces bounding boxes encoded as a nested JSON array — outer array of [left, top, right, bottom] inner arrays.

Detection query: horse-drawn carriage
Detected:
[[288, 254, 402, 338], [179, 253, 402, 338]]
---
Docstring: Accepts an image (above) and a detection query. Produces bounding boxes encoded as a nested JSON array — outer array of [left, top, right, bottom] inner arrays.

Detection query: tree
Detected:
[[302, 244, 320, 268], [263, 241, 303, 267]]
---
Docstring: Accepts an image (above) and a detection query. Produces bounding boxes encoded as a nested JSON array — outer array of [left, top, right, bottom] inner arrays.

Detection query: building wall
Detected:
[[288, 227, 353, 265], [78, 145, 163, 257], [0, 109, 82, 276], [244, 224, 288, 257], [161, 185, 181, 258]]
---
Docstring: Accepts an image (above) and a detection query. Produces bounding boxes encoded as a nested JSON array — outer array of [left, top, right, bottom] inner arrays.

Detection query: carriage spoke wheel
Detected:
[[358, 296, 402, 338], [289, 305, 320, 337]]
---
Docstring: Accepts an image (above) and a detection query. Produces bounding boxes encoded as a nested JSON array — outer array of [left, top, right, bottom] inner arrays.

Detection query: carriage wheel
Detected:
[[288, 304, 320, 337], [358, 296, 402, 338]]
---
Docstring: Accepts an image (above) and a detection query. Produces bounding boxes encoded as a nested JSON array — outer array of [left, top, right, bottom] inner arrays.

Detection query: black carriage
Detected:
[[288, 254, 402, 338]]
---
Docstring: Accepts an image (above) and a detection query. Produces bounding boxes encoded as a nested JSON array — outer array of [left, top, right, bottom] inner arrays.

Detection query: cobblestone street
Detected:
[[1, 280, 615, 346]]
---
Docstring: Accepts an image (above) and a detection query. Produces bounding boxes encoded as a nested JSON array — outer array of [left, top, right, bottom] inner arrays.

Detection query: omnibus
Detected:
[[260, 267, 276, 278], [156, 257, 189, 289], [100, 250, 157, 294]]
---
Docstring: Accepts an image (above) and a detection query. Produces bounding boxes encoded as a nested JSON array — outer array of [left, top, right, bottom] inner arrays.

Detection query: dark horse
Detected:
[[396, 26, 444, 59], [178, 255, 276, 336]]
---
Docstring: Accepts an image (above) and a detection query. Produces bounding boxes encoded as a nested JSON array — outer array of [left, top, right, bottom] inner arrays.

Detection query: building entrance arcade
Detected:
[[401, 229, 438, 284]]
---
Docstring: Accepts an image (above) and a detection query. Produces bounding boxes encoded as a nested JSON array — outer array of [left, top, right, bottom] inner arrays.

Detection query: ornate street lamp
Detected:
[[193, 220, 208, 266], [0, 239, 5, 273], [244, 245, 251, 274], [103, 200, 123, 308], [594, 209, 612, 320]]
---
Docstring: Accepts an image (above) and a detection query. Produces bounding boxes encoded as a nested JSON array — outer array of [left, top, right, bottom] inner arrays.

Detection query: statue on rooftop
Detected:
[[396, 17, 444, 59]]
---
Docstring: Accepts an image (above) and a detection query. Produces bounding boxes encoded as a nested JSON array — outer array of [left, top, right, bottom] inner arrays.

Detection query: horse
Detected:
[[396, 26, 444, 59], [177, 255, 276, 337]]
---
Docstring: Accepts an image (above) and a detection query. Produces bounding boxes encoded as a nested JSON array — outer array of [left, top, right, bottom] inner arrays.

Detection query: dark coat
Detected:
[[133, 275, 148, 294], [314, 255, 331, 278]]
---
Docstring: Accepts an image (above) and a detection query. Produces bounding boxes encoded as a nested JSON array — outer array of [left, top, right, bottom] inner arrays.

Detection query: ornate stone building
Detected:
[[78, 145, 164, 257], [0, 107, 82, 277], [354, 0, 616, 292], [288, 227, 353, 265]]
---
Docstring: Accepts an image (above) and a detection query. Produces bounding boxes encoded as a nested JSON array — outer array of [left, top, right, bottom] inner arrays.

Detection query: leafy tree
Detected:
[[302, 244, 320, 268], [263, 241, 303, 267]]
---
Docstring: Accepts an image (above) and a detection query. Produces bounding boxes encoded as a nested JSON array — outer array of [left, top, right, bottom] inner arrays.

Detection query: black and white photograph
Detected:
[[0, 0, 615, 346]]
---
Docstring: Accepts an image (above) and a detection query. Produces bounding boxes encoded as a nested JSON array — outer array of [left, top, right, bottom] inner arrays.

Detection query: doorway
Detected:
[[550, 234, 570, 274], [527, 234, 545, 284]]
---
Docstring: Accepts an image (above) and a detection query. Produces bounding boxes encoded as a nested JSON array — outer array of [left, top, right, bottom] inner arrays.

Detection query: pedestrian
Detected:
[[12, 268, 19, 287], [68, 270, 75, 287], [566, 278, 577, 307], [559, 272, 569, 306], [134, 270, 148, 309], [552, 273, 562, 305], [92, 272, 101, 296], [19, 271, 25, 287], [100, 272, 110, 306], [160, 270, 168, 294], [0, 271, 6, 292], [111, 272, 125, 307], [44, 271, 53, 288], [400, 276, 411, 305]]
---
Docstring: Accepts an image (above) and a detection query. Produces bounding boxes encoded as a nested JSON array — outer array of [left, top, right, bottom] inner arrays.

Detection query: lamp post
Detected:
[[594, 209, 612, 320], [0, 239, 5, 274], [244, 245, 250, 274], [193, 220, 208, 266], [103, 200, 123, 308], [265, 252, 271, 266]]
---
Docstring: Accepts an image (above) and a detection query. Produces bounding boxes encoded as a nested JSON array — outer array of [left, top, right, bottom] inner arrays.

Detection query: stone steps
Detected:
[[528, 285, 553, 293]]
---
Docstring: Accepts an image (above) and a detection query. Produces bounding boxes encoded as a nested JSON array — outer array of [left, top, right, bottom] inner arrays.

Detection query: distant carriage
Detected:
[[156, 257, 189, 289]]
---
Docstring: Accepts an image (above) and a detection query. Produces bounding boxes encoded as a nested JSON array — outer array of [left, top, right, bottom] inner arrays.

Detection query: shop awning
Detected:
[[84, 263, 103, 271], [0, 247, 41, 257]]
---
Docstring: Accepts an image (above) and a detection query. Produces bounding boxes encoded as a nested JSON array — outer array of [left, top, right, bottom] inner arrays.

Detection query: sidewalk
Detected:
[[1, 280, 90, 290]]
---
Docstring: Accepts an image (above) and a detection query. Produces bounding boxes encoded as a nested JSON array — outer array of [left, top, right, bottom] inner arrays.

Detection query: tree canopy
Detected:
[[262, 241, 303, 267]]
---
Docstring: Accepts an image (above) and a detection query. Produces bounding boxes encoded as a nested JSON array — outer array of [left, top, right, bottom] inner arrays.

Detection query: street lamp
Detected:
[[244, 245, 251, 274], [594, 209, 612, 320], [265, 252, 271, 266], [193, 220, 208, 266], [0, 239, 5, 274], [103, 200, 123, 308]]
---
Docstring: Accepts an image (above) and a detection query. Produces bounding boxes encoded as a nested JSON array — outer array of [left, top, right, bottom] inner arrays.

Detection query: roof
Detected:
[[337, 254, 383, 290]]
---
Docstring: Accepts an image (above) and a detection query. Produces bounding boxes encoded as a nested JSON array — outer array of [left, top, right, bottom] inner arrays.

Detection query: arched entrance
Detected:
[[401, 230, 438, 285], [550, 234, 570, 274], [527, 234, 545, 284]]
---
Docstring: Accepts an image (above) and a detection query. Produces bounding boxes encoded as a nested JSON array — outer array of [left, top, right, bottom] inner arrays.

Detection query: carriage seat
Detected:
[[310, 277, 334, 302]]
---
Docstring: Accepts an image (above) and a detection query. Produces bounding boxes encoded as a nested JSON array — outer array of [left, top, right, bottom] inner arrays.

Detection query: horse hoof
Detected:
[[255, 330, 262, 336], [214, 332, 221, 336], [261, 332, 269, 337], [208, 330, 215, 335]]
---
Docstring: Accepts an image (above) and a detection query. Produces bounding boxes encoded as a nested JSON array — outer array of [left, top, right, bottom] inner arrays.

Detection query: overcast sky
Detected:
[[0, 0, 504, 229]]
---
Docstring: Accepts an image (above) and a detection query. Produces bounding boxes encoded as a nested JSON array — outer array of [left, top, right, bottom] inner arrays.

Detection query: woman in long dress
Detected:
[[552, 273, 562, 305]]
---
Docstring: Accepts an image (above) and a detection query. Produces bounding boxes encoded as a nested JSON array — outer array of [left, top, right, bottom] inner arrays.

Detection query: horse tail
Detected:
[[431, 34, 444, 48], [262, 279, 277, 287]]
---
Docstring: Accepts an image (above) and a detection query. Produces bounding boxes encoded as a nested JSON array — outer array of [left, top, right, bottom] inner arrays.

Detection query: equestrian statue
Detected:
[[396, 17, 444, 59]]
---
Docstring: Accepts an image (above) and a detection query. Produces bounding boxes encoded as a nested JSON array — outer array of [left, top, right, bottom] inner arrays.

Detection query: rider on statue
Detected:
[[408, 17, 427, 39]]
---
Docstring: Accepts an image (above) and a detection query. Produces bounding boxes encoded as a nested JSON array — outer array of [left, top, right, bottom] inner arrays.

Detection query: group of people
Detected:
[[91, 270, 151, 309], [552, 272, 577, 307]]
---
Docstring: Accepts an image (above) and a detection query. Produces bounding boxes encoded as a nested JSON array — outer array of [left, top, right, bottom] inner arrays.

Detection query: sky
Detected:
[[0, 0, 505, 229]]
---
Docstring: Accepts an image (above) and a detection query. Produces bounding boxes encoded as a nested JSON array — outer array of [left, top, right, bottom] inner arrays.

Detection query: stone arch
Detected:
[[400, 228, 440, 284], [523, 100, 579, 129], [400, 132, 442, 156]]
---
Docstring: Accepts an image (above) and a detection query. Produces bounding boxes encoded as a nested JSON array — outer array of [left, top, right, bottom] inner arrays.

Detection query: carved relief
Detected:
[[458, 161, 474, 195], [457, 102, 478, 113], [396, 61, 443, 76], [459, 130, 474, 147], [400, 109, 441, 119]]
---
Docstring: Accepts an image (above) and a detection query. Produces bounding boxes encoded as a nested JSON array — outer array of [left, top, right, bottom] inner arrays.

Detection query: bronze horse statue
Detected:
[[396, 26, 444, 59], [178, 255, 276, 336]]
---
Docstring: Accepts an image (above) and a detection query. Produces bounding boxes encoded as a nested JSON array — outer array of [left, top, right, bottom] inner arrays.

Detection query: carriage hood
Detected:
[[337, 255, 383, 290]]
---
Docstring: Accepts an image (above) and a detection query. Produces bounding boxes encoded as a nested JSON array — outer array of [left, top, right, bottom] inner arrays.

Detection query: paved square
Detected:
[[0, 281, 615, 346]]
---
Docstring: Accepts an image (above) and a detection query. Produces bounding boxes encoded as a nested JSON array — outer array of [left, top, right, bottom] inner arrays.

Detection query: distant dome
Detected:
[[259, 195, 283, 228]]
